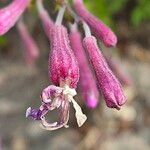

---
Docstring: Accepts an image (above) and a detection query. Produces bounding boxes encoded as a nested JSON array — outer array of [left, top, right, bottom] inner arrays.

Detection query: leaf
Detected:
[[131, 0, 150, 26], [0, 36, 7, 46]]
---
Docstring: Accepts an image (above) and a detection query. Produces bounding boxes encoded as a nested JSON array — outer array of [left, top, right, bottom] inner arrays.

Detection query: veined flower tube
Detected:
[[26, 6, 87, 130], [73, 0, 117, 47], [49, 25, 79, 88], [69, 23, 99, 108], [17, 19, 39, 66], [83, 23, 126, 110], [36, 0, 54, 39], [0, 0, 31, 36]]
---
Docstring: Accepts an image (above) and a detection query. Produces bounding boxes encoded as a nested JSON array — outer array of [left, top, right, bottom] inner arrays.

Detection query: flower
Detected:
[[26, 85, 70, 130], [26, 24, 87, 130], [0, 0, 31, 36], [36, 0, 54, 39], [73, 0, 117, 47], [69, 23, 99, 108], [49, 25, 79, 88], [17, 19, 39, 66], [83, 35, 126, 110]]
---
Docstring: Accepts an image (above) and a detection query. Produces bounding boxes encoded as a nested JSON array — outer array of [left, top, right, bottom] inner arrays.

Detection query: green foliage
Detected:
[[105, 0, 127, 15], [76, 0, 150, 26], [0, 36, 7, 46], [131, 0, 150, 26], [84, 0, 111, 25]]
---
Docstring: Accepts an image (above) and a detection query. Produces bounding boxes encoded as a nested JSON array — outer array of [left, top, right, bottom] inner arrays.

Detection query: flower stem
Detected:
[[36, 0, 43, 12], [69, 22, 78, 32], [66, 4, 79, 22], [82, 21, 91, 37], [55, 5, 66, 25]]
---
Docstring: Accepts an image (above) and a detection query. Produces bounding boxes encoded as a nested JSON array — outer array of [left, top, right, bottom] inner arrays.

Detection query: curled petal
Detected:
[[26, 85, 70, 130], [26, 98, 70, 131], [41, 85, 63, 103], [41, 99, 70, 131], [26, 106, 48, 120], [71, 98, 87, 127], [26, 84, 87, 130]]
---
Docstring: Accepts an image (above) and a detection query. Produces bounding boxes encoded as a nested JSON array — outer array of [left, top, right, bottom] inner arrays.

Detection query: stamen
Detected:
[[37, 0, 43, 12], [69, 22, 78, 33], [66, 4, 79, 22]]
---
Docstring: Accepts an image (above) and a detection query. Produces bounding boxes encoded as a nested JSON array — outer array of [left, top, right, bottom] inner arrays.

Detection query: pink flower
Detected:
[[69, 24, 99, 108], [26, 24, 87, 130], [36, 0, 54, 39], [73, 0, 117, 47], [83, 36, 126, 110], [49, 25, 79, 88], [0, 0, 31, 36], [17, 19, 39, 66]]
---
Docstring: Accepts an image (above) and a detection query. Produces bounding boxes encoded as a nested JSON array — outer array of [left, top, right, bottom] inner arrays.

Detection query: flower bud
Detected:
[[83, 36, 126, 110], [36, 0, 54, 39], [17, 19, 39, 66], [73, 0, 117, 47], [69, 24, 99, 108], [0, 0, 31, 35], [49, 25, 79, 88]]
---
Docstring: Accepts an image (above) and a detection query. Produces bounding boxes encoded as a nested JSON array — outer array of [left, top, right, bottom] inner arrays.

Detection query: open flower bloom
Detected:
[[26, 14, 87, 130], [36, 0, 54, 39], [26, 84, 79, 130], [17, 19, 39, 66], [0, 0, 31, 35], [69, 23, 99, 108], [82, 22, 126, 110], [73, 0, 117, 47]]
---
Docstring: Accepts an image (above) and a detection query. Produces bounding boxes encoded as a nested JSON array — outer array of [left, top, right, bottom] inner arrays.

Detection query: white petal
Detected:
[[71, 98, 87, 127]]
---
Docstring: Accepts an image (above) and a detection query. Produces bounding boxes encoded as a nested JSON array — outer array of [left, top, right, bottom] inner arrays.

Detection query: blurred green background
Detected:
[[84, 0, 150, 26]]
